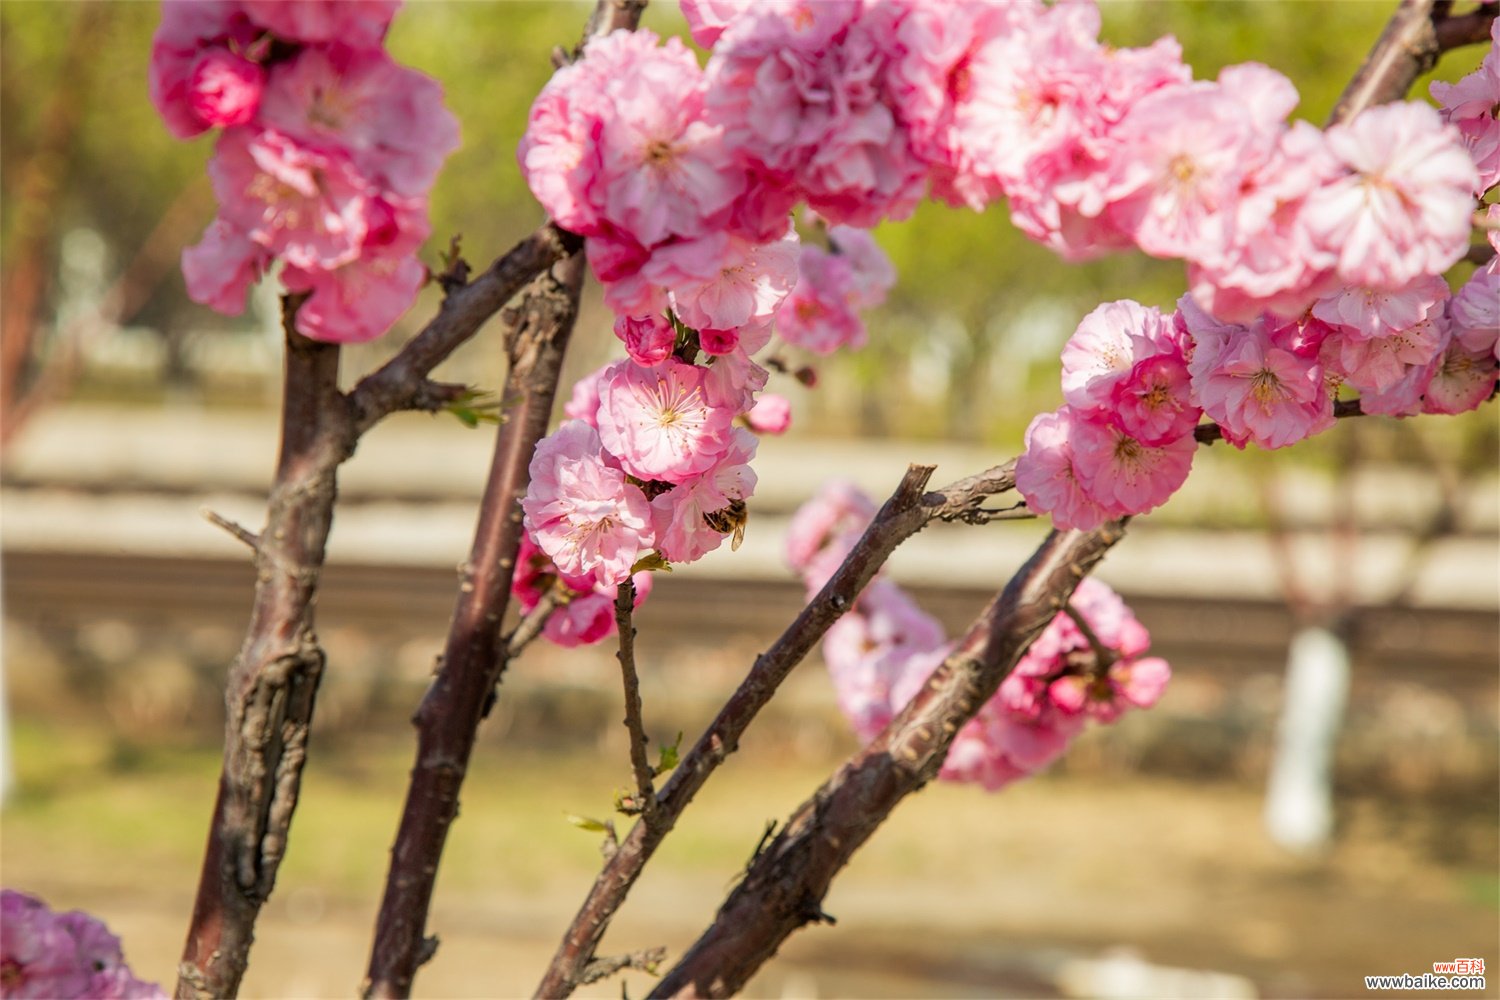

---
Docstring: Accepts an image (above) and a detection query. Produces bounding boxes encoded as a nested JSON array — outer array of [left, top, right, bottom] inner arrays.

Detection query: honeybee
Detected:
[[702, 498, 749, 551]]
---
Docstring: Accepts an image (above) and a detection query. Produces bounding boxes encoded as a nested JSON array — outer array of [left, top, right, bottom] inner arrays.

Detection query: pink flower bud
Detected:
[[614, 314, 675, 368], [745, 393, 792, 435], [188, 48, 265, 129]]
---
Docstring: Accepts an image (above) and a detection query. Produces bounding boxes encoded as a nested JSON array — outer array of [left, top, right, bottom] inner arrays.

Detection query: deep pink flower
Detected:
[[0, 891, 163, 1000], [614, 314, 676, 368], [512, 534, 653, 648], [240, 0, 401, 48], [1068, 413, 1195, 517], [1187, 309, 1334, 450], [595, 359, 736, 484], [521, 420, 654, 586], [188, 48, 265, 129], [148, 1, 261, 139], [1303, 101, 1478, 289]]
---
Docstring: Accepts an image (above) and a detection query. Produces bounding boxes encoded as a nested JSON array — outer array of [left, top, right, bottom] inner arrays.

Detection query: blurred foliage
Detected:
[[0, 1, 1490, 455]]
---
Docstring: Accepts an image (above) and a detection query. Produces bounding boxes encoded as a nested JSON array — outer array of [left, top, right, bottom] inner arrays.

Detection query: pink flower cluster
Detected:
[[787, 483, 1170, 792], [1, 890, 162, 999], [152, 0, 460, 343], [1019, 284, 1498, 531]]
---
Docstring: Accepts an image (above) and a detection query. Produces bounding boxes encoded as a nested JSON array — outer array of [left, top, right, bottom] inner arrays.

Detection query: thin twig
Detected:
[[1062, 603, 1118, 673], [650, 523, 1129, 998], [580, 947, 668, 987], [615, 578, 657, 820], [200, 508, 260, 552]]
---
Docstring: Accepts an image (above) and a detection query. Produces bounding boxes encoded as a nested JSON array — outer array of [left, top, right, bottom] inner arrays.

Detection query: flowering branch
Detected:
[[650, 522, 1129, 998], [534, 458, 1020, 997]]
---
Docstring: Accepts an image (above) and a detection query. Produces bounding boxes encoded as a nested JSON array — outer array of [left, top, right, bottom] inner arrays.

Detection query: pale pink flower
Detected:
[[280, 253, 425, 344], [826, 224, 895, 309], [1430, 19, 1500, 194], [824, 580, 949, 740], [648, 229, 800, 333], [521, 420, 654, 586], [1059, 300, 1175, 414], [745, 393, 792, 434], [595, 359, 735, 484], [650, 428, 757, 563], [188, 48, 265, 129], [1356, 358, 1431, 417], [562, 363, 610, 429], [181, 218, 268, 315], [679, 0, 757, 49], [240, 0, 401, 48], [1421, 334, 1500, 416], [701, 344, 770, 414], [518, 59, 607, 236], [775, 246, 865, 355], [1311, 274, 1449, 342], [1450, 260, 1500, 361], [1014, 407, 1114, 531], [1068, 414, 1195, 517], [210, 128, 372, 271], [1303, 101, 1478, 289], [1328, 311, 1449, 395], [257, 43, 460, 196], [785, 479, 877, 573], [614, 314, 676, 368]]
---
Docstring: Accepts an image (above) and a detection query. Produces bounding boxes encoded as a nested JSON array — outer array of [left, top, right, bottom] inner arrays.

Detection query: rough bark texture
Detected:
[[177, 304, 353, 998], [651, 523, 1129, 998], [361, 255, 585, 998]]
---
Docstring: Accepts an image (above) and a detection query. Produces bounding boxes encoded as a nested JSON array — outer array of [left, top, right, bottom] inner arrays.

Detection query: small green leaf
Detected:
[[654, 732, 683, 776], [630, 552, 672, 574], [566, 813, 610, 833]]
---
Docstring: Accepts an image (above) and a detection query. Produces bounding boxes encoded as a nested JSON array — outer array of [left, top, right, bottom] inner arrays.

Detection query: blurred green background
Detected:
[[2, 3, 1496, 998]]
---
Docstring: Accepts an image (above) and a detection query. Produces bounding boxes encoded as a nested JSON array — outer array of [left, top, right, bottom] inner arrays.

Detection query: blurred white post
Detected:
[[1264, 625, 1350, 853]]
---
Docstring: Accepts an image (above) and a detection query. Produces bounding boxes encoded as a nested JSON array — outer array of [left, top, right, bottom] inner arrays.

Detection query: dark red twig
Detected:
[[614, 578, 657, 821], [651, 522, 1129, 998]]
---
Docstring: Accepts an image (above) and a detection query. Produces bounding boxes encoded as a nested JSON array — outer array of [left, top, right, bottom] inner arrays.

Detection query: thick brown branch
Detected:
[[614, 579, 657, 820], [651, 523, 1128, 999], [362, 254, 586, 999], [533, 459, 1018, 998], [177, 302, 354, 999]]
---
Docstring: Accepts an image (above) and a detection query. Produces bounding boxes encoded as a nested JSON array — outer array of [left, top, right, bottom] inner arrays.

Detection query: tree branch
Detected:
[[362, 253, 587, 999], [650, 522, 1129, 999], [614, 578, 657, 821], [533, 459, 1019, 998], [176, 300, 354, 999]]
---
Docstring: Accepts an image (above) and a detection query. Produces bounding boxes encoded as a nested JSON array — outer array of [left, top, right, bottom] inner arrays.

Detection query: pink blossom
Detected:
[[679, 0, 757, 49], [1311, 275, 1449, 342], [240, 0, 401, 48], [148, 1, 261, 139], [785, 479, 877, 574], [1430, 19, 1500, 193], [647, 229, 800, 333], [521, 420, 655, 586], [1421, 333, 1500, 416], [1327, 311, 1449, 395], [1059, 300, 1176, 413], [595, 359, 735, 484], [1111, 353, 1200, 447], [257, 43, 460, 196], [1450, 260, 1500, 361], [562, 363, 610, 428], [1068, 413, 1195, 517], [745, 393, 792, 434], [706, 6, 928, 227], [1187, 312, 1334, 449], [826, 224, 895, 309], [181, 218, 268, 315], [280, 253, 426, 344], [209, 128, 372, 271], [614, 314, 677, 368], [1014, 407, 1114, 531], [775, 246, 865, 355], [1303, 101, 1478, 289], [700, 336, 770, 413], [824, 580, 949, 741], [512, 534, 653, 648], [650, 429, 757, 563], [188, 48, 265, 129], [587, 228, 665, 317], [1, 891, 163, 1000]]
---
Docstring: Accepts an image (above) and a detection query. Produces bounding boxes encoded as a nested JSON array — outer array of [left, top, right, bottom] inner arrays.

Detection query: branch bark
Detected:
[[650, 522, 1129, 999], [362, 253, 586, 998], [176, 301, 353, 999], [533, 459, 1017, 998]]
